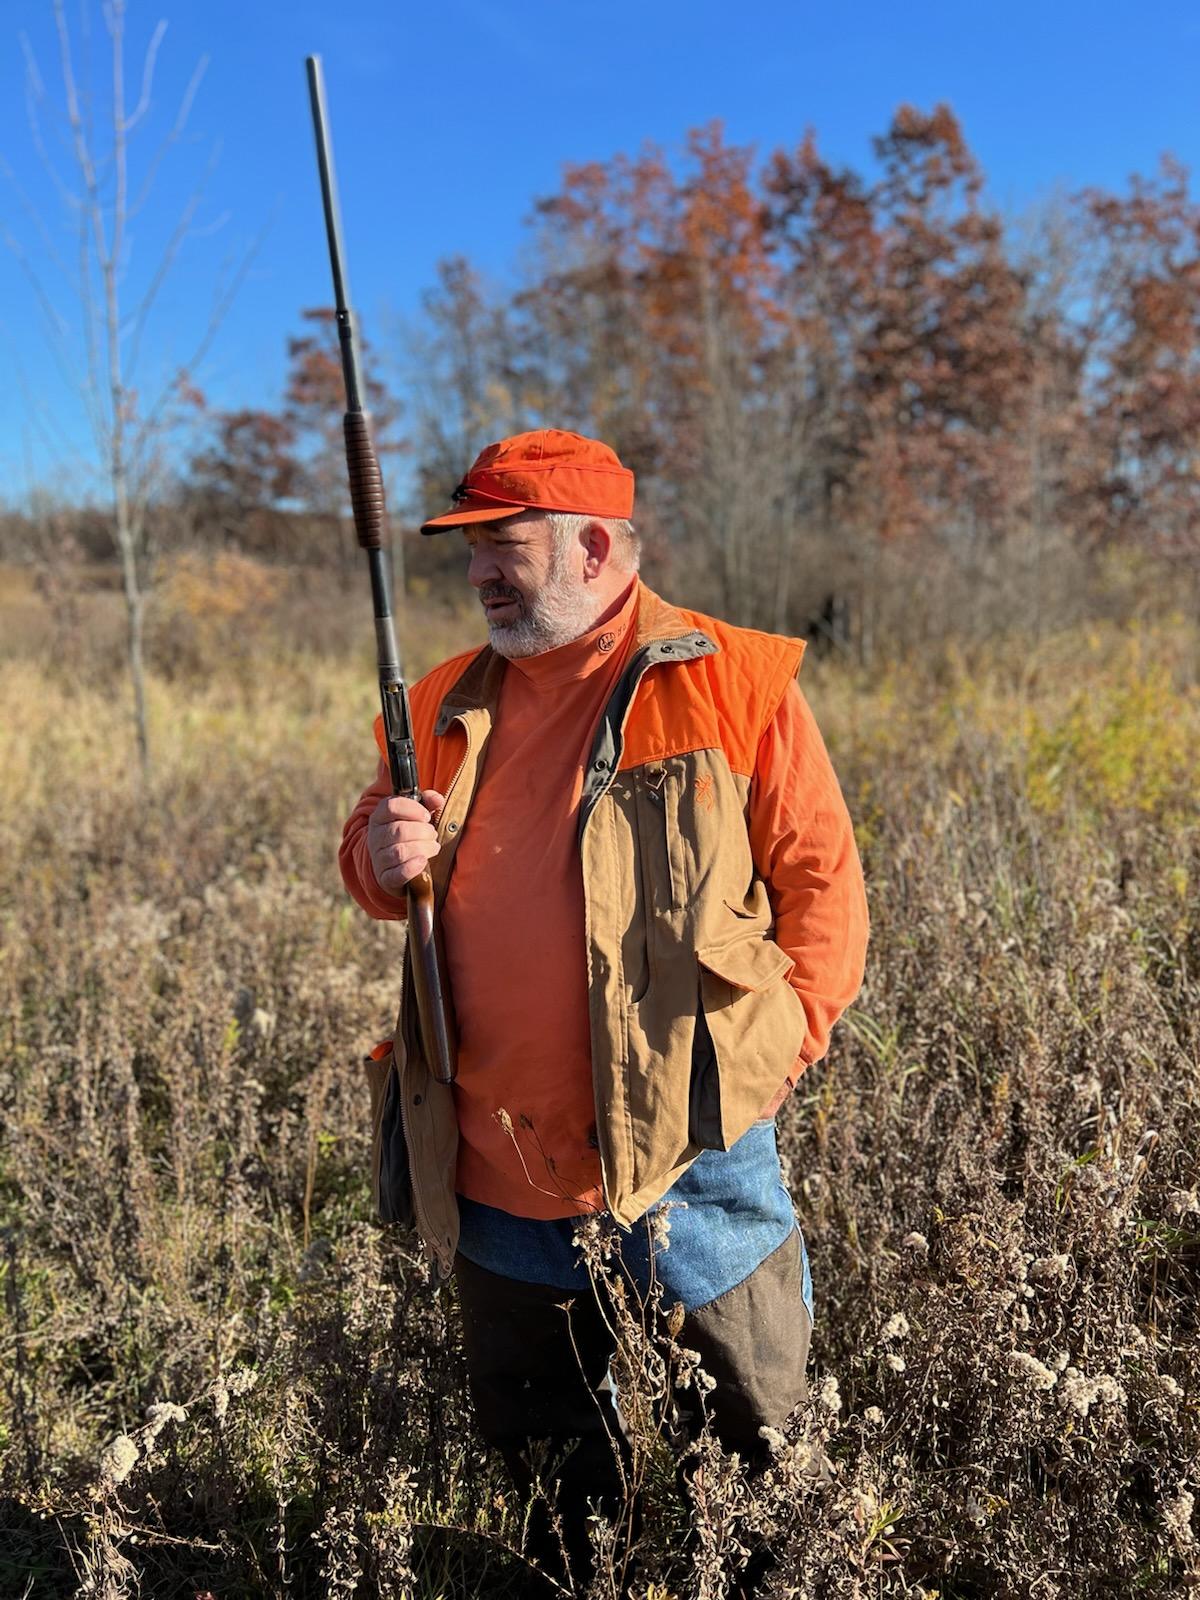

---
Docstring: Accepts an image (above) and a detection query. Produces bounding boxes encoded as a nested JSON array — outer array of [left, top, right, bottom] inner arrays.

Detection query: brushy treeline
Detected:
[[6, 104, 1200, 660], [408, 107, 1200, 633], [0, 585, 1197, 1597]]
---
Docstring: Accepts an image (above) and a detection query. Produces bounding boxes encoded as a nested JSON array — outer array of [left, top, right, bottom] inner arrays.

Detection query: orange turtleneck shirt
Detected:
[[444, 579, 639, 1215]]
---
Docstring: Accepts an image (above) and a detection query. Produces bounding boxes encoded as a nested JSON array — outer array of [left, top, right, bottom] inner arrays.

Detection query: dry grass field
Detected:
[[0, 565, 1197, 1597]]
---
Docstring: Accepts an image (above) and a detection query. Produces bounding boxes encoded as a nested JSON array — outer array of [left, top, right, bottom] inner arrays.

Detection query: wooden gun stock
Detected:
[[405, 869, 458, 1086]]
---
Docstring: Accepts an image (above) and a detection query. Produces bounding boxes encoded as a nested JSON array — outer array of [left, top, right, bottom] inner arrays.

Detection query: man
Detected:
[[339, 428, 868, 1588]]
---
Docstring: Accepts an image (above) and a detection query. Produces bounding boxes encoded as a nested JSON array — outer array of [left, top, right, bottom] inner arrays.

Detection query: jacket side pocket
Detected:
[[364, 1041, 415, 1227], [688, 988, 724, 1150], [688, 933, 801, 1152]]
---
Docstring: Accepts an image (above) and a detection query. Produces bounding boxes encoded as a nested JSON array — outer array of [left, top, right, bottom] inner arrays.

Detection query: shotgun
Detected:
[[305, 54, 457, 1086]]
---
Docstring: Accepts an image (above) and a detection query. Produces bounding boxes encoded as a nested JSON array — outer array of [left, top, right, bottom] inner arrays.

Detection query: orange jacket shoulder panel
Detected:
[[620, 609, 806, 776]]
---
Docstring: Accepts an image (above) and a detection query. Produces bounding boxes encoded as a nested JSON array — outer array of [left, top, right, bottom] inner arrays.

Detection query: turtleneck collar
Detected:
[[504, 576, 640, 690]]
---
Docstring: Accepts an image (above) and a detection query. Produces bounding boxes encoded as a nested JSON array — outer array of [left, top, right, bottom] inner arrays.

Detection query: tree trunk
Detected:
[[113, 468, 151, 783]]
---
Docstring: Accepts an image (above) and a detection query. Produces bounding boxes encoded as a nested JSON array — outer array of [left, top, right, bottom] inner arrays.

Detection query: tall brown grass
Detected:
[[0, 571, 1197, 1597]]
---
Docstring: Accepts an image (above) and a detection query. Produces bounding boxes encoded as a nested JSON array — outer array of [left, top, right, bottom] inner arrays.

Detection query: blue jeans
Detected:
[[456, 1117, 813, 1319]]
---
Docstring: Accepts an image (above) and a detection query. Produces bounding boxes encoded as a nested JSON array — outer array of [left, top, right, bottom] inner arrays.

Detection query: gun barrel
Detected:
[[305, 56, 363, 413], [305, 54, 458, 1087]]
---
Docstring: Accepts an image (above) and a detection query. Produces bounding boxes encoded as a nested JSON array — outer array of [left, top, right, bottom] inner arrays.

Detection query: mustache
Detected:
[[479, 583, 523, 604]]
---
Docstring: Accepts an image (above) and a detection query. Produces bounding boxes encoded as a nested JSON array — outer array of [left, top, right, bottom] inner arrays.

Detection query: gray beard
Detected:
[[485, 570, 608, 659]]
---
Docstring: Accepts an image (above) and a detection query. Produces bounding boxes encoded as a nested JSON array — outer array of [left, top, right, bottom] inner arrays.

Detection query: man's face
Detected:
[[463, 512, 603, 658]]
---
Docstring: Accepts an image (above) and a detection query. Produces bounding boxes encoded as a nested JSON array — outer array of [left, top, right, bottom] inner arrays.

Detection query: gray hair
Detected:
[[545, 511, 641, 573]]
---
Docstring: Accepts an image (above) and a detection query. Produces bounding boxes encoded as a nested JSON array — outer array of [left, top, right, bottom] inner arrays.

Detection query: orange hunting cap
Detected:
[[420, 427, 635, 534]]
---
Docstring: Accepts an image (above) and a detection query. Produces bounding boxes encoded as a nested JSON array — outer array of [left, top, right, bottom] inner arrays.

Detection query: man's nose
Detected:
[[467, 545, 503, 588]]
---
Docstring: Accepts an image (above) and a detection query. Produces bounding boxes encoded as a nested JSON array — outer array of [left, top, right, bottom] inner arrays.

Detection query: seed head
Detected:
[[1163, 1486, 1195, 1549], [1009, 1351, 1057, 1391], [99, 1434, 139, 1484], [818, 1375, 842, 1412]]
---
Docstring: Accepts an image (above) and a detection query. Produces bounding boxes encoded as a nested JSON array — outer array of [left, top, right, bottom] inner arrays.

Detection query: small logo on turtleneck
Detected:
[[597, 631, 617, 653]]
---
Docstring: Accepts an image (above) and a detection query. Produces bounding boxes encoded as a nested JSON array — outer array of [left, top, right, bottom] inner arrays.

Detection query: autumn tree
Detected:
[[521, 149, 672, 469], [407, 256, 523, 515], [855, 106, 1030, 546], [402, 104, 1196, 646], [1081, 157, 1200, 569], [187, 408, 301, 557], [518, 128, 788, 615], [762, 132, 880, 634], [508, 110, 1040, 632]]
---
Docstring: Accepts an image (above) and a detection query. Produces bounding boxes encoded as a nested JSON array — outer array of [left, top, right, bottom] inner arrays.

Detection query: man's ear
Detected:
[[581, 519, 612, 578]]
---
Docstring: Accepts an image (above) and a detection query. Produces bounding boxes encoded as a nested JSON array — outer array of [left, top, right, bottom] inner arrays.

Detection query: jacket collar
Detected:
[[432, 580, 716, 735]]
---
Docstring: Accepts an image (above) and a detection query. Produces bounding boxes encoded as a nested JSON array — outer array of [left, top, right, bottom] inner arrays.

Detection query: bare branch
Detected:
[[188, 208, 232, 241], [0, 322, 87, 473], [128, 212, 271, 483], [125, 138, 222, 385], [19, 31, 79, 212], [3, 227, 70, 344], [47, 3, 107, 459], [53, 0, 107, 264], [127, 428, 175, 537], [108, 0, 127, 315], [123, 18, 167, 134], [55, 0, 125, 463], [74, 196, 107, 456], [18, 28, 46, 99], [81, 0, 97, 176], [0, 151, 75, 295], [128, 51, 209, 221]]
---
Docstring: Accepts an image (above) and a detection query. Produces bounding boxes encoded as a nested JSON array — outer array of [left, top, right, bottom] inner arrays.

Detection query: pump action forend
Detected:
[[305, 54, 457, 1087]]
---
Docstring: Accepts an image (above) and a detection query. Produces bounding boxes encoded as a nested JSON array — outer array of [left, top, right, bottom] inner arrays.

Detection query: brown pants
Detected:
[[455, 1226, 812, 1589]]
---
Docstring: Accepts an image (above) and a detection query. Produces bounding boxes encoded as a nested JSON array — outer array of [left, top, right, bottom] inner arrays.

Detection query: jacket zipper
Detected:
[[578, 646, 677, 1222], [434, 727, 473, 863]]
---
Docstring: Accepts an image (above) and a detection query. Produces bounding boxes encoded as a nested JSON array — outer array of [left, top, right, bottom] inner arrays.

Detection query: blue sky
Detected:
[[2, 0, 1198, 502]]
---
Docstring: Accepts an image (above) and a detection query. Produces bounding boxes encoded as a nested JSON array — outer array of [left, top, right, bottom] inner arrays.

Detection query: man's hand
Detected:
[[367, 789, 447, 894]]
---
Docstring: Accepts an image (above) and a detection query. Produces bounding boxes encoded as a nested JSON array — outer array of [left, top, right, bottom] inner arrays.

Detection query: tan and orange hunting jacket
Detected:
[[341, 582, 869, 1278]]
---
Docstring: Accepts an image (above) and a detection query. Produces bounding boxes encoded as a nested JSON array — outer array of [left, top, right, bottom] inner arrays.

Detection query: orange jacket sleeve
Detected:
[[338, 751, 410, 922], [748, 677, 868, 1106]]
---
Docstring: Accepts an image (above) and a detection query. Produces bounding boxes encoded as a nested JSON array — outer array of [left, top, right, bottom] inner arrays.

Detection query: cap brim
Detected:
[[419, 499, 528, 536]]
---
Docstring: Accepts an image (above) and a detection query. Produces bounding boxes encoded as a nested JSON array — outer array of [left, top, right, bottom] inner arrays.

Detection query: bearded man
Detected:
[[339, 428, 869, 1590]]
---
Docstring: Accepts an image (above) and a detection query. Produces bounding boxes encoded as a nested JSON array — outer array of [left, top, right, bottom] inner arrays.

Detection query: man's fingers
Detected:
[[371, 791, 447, 821], [377, 860, 430, 892], [368, 789, 447, 893], [369, 816, 441, 845], [372, 838, 440, 871], [371, 794, 437, 824]]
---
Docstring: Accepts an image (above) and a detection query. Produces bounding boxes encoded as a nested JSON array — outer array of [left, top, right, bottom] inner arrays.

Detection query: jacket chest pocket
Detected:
[[634, 761, 687, 915]]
